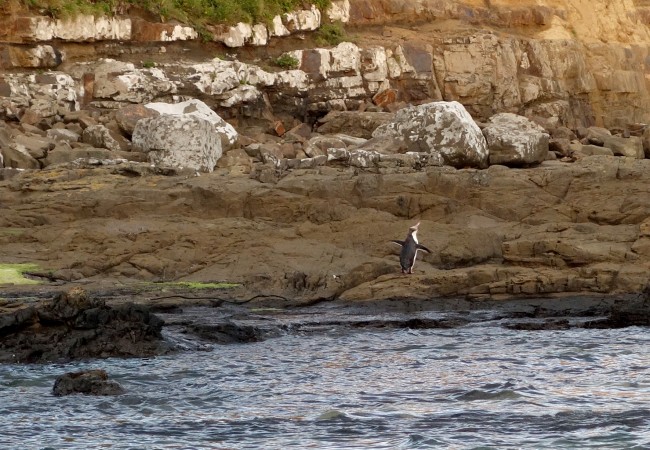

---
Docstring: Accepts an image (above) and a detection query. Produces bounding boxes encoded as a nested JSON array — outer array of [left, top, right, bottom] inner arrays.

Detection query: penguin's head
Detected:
[[409, 222, 420, 234]]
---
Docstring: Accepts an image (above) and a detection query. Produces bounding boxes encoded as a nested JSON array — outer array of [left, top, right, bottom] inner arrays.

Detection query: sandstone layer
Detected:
[[1, 155, 649, 302], [4, 0, 650, 129]]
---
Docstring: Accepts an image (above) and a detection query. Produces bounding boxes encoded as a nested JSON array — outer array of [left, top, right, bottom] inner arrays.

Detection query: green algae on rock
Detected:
[[0, 264, 41, 285]]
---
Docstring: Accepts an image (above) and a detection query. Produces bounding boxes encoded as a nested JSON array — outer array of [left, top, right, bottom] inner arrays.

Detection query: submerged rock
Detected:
[[53, 369, 125, 396]]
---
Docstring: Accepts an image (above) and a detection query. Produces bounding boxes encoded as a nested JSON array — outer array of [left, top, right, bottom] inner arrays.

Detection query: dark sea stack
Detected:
[[53, 369, 125, 396], [0, 287, 169, 363]]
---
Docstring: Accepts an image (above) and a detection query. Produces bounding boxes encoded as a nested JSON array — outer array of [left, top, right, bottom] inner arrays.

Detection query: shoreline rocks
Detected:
[[0, 287, 169, 363]]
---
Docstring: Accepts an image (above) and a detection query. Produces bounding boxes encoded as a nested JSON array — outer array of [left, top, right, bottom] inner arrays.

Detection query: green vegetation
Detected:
[[0, 228, 25, 237], [274, 53, 299, 69], [0, 263, 42, 285], [141, 60, 156, 68], [1, 0, 331, 27], [155, 281, 240, 289], [314, 21, 347, 46]]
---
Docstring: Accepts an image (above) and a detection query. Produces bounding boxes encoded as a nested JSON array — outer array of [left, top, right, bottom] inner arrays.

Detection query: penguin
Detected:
[[391, 222, 432, 274]]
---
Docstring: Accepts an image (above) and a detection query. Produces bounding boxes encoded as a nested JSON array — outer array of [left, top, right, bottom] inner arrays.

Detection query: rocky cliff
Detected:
[[1, 0, 650, 303], [4, 0, 650, 128]]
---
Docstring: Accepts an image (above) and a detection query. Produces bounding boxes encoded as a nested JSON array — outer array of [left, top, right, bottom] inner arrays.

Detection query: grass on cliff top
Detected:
[[0, 263, 42, 285], [1, 0, 331, 27]]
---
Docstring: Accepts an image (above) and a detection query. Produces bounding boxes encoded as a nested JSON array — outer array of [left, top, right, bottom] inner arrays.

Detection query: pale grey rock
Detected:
[[326, 0, 351, 23], [483, 113, 550, 166], [144, 99, 237, 149], [283, 5, 321, 32], [372, 101, 489, 168], [47, 128, 80, 143], [93, 61, 175, 104], [0, 72, 78, 120], [326, 147, 350, 162], [132, 115, 222, 172], [16, 15, 131, 42], [349, 149, 380, 168]]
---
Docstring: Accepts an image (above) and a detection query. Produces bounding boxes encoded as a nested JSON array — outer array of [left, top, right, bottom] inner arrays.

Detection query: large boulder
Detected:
[[132, 114, 223, 172], [143, 99, 237, 149], [483, 113, 550, 166], [371, 101, 489, 168]]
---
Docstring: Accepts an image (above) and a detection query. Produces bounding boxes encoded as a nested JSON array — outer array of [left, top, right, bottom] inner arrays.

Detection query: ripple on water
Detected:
[[1, 324, 650, 448]]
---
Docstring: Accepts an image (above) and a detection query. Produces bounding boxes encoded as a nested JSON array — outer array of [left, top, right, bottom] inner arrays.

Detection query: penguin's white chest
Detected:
[[412, 232, 418, 244]]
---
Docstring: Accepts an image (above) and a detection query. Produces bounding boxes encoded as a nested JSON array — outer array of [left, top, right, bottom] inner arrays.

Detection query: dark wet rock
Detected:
[[53, 369, 125, 396], [348, 316, 470, 329], [596, 294, 650, 328], [187, 320, 284, 344], [0, 287, 168, 363], [502, 318, 571, 330]]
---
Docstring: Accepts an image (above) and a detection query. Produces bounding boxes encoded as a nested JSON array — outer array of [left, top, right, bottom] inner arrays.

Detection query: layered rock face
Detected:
[[0, 0, 650, 128], [1, 156, 649, 301], [345, 0, 650, 129], [3, 0, 650, 128]]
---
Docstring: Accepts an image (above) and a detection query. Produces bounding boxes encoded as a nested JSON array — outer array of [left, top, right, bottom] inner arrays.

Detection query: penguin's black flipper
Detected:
[[417, 244, 432, 253], [391, 240, 405, 247]]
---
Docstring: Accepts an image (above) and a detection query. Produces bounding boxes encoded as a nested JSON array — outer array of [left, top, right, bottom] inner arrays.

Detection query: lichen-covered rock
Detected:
[[144, 98, 237, 149], [46, 128, 80, 143], [132, 114, 222, 172], [53, 369, 125, 396], [483, 113, 549, 166], [349, 149, 380, 168], [372, 101, 489, 168], [92, 60, 175, 104], [0, 72, 78, 120]]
